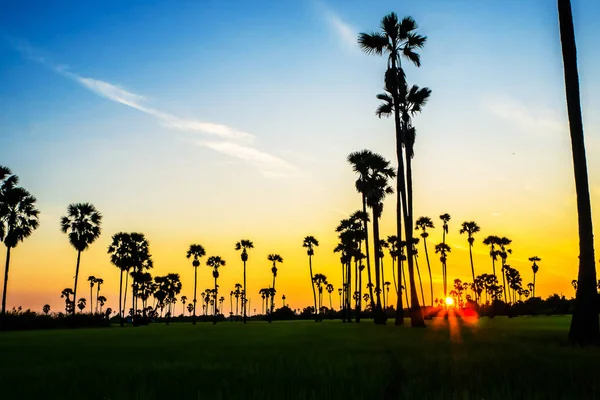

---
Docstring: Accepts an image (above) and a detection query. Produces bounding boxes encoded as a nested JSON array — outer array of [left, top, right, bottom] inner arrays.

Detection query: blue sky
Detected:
[[1, 0, 600, 310]]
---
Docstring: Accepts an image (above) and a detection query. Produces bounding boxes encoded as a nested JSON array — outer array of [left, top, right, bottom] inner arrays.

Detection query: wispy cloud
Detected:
[[314, 1, 357, 51], [485, 96, 566, 137], [12, 40, 301, 177]]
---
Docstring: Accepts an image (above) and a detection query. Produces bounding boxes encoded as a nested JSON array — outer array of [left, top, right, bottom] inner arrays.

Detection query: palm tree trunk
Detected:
[[423, 239, 433, 307], [329, 293, 332, 310], [341, 261, 346, 321], [192, 266, 197, 325], [346, 261, 352, 323], [391, 258, 398, 295], [357, 266, 363, 324], [213, 277, 218, 325], [90, 284, 93, 315], [362, 195, 375, 310], [381, 258, 386, 310], [1, 246, 12, 325], [72, 251, 81, 315], [559, 0, 600, 346], [354, 260, 358, 313], [243, 260, 247, 324], [271, 274, 276, 314], [533, 273, 536, 298], [308, 255, 318, 321], [469, 244, 477, 303], [501, 263, 508, 303], [123, 270, 130, 319], [401, 257, 409, 308], [372, 213, 384, 324], [118, 269, 124, 327], [95, 286, 100, 314]]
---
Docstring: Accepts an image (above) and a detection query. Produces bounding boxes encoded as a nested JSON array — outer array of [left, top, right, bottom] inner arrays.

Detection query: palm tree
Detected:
[[206, 256, 225, 324], [268, 254, 283, 315], [435, 242, 451, 301], [87, 276, 96, 314], [359, 13, 427, 328], [529, 256, 541, 298], [412, 238, 426, 307], [460, 221, 481, 302], [558, 0, 599, 346], [181, 295, 187, 316], [77, 298, 86, 313], [312, 273, 328, 320], [439, 213, 451, 300], [498, 237, 512, 303], [0, 182, 40, 320], [362, 152, 395, 324], [42, 304, 50, 315], [347, 150, 377, 311], [483, 235, 501, 279], [108, 233, 132, 327], [571, 279, 578, 293], [61, 288, 74, 313], [338, 288, 343, 310], [384, 281, 391, 308], [234, 283, 242, 316], [187, 302, 193, 316], [97, 295, 107, 313], [94, 278, 104, 313], [186, 244, 206, 325], [326, 284, 334, 309], [302, 236, 319, 321], [235, 239, 253, 324], [415, 217, 434, 306], [60, 203, 102, 315]]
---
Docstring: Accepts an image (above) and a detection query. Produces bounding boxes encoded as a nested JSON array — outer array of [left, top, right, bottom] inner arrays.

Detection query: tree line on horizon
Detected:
[[1, 1, 598, 345]]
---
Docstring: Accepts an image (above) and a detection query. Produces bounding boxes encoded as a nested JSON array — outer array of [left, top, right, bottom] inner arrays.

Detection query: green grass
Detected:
[[1, 316, 599, 399]]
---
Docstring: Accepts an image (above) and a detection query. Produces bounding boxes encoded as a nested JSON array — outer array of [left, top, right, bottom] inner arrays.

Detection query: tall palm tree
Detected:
[[87, 276, 96, 314], [302, 236, 319, 321], [312, 273, 328, 320], [108, 233, 135, 327], [460, 221, 481, 302], [97, 296, 107, 313], [60, 203, 102, 315], [94, 278, 104, 313], [326, 283, 334, 309], [359, 13, 427, 328], [235, 239, 254, 324], [559, 0, 599, 346], [268, 254, 283, 315], [347, 150, 377, 310], [483, 235, 501, 278], [412, 238, 426, 307], [435, 242, 451, 301], [364, 153, 395, 324], [0, 182, 40, 320], [234, 283, 242, 316], [387, 235, 399, 296], [206, 256, 225, 325], [439, 213, 451, 300], [498, 237, 512, 303], [186, 244, 206, 325], [415, 217, 434, 306], [528, 256, 541, 298]]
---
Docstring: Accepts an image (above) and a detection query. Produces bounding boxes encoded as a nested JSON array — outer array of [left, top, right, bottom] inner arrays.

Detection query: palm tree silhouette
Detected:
[[378, 241, 389, 310], [97, 295, 107, 313], [60, 203, 102, 315], [302, 236, 319, 321], [186, 244, 206, 325], [387, 236, 399, 296], [77, 298, 86, 313], [483, 235, 501, 279], [337, 288, 343, 310], [312, 273, 328, 320], [94, 278, 104, 313], [438, 213, 451, 301], [434, 242, 451, 301], [207, 256, 225, 324], [558, 0, 599, 345], [326, 284, 334, 310], [43, 304, 50, 315], [412, 238, 426, 307], [359, 13, 427, 328], [259, 288, 267, 315], [0, 175, 39, 320], [498, 237, 512, 303], [235, 239, 253, 324], [187, 302, 193, 316], [571, 279, 578, 293], [234, 283, 242, 316], [108, 233, 131, 326], [87, 276, 96, 314], [180, 295, 187, 317], [528, 256, 541, 298], [282, 294, 286, 308], [460, 221, 481, 302], [61, 288, 74, 313], [415, 217, 435, 306], [268, 254, 283, 315]]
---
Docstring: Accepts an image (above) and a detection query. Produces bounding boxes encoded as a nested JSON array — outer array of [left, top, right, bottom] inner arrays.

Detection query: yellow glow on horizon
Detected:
[[445, 297, 454, 306]]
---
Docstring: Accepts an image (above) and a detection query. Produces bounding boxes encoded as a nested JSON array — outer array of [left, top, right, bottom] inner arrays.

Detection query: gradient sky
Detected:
[[1, 0, 599, 314]]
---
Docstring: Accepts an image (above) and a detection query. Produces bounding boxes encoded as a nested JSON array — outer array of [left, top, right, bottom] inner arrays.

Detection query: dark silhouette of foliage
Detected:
[[186, 243, 206, 325], [235, 239, 253, 323]]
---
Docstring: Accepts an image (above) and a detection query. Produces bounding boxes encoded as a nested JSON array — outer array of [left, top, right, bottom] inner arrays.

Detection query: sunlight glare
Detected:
[[445, 297, 454, 306]]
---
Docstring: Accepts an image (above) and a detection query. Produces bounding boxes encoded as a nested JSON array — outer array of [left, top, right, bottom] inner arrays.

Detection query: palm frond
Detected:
[[357, 32, 388, 55]]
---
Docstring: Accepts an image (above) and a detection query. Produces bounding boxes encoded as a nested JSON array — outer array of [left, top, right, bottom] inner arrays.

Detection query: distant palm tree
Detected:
[[187, 302, 193, 316], [312, 273, 328, 320], [186, 244, 206, 325], [60, 203, 102, 315], [498, 237, 512, 303], [482, 235, 501, 279], [234, 283, 242, 316], [338, 288, 343, 310], [97, 295, 107, 313], [359, 13, 427, 328], [439, 213, 451, 300], [415, 217, 434, 306], [87, 276, 96, 314], [384, 281, 391, 308], [282, 294, 286, 307], [181, 295, 187, 316], [435, 242, 451, 301], [558, 0, 599, 346], [0, 179, 40, 319], [326, 283, 334, 309], [268, 254, 283, 315], [43, 304, 50, 315], [207, 256, 225, 324], [94, 278, 104, 313], [302, 236, 319, 320], [77, 298, 86, 313], [460, 221, 481, 302], [235, 239, 254, 324], [571, 279, 578, 293], [61, 288, 74, 313], [528, 256, 541, 298]]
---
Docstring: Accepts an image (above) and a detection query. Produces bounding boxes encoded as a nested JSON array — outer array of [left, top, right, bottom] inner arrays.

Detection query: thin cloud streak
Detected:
[[486, 97, 566, 137], [13, 40, 302, 177], [315, 1, 357, 51]]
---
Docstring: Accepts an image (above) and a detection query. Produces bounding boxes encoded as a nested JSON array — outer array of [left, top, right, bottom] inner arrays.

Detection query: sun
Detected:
[[445, 297, 454, 306]]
